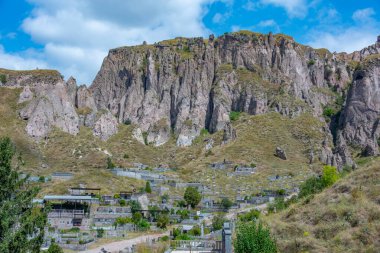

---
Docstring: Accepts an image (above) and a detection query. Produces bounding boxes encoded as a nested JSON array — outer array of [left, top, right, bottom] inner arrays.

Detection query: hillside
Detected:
[[0, 86, 324, 196], [0, 31, 379, 198], [266, 157, 380, 252]]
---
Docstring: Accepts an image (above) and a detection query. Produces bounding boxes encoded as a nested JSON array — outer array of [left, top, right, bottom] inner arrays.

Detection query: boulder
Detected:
[[275, 147, 287, 160]]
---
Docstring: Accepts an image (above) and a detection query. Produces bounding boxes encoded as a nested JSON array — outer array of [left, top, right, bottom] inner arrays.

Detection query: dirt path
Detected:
[[80, 231, 169, 253]]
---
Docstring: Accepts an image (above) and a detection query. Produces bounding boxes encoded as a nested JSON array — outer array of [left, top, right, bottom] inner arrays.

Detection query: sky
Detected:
[[0, 0, 379, 84]]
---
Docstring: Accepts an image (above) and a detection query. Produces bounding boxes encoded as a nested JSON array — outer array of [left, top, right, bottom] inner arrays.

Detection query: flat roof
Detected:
[[44, 195, 99, 202], [70, 187, 101, 190]]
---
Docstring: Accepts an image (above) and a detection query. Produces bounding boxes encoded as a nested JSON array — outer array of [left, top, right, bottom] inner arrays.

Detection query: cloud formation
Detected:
[[307, 8, 379, 53], [16, 0, 215, 84]]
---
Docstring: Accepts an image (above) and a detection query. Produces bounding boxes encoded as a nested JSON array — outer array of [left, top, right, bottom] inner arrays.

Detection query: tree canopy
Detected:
[[0, 137, 48, 253], [184, 186, 201, 208], [234, 222, 277, 253]]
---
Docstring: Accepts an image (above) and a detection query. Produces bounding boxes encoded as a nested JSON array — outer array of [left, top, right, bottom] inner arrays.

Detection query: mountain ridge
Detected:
[[0, 31, 379, 170]]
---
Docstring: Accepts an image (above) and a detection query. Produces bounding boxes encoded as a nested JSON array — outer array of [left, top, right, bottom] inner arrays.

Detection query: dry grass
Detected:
[[264, 157, 380, 253], [0, 87, 325, 200]]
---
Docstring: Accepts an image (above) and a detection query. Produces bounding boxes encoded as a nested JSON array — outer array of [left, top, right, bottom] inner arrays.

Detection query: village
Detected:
[[29, 161, 299, 253]]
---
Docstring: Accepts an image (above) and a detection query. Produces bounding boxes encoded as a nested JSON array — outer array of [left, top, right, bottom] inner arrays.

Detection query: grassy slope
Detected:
[[265, 157, 380, 253], [0, 87, 325, 198]]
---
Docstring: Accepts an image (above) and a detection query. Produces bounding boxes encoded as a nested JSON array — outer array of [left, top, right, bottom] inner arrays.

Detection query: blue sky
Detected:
[[0, 0, 379, 84]]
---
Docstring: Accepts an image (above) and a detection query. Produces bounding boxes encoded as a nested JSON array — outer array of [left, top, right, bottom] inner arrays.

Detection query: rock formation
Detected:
[[93, 111, 119, 141], [2, 31, 380, 168], [275, 147, 287, 160]]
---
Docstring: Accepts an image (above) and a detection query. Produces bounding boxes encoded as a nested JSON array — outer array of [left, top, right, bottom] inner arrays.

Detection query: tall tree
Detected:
[[184, 186, 201, 208], [0, 137, 48, 253]]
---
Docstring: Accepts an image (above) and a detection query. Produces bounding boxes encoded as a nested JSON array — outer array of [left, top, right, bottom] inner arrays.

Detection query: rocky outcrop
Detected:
[[93, 111, 118, 141], [334, 58, 380, 166], [0, 69, 63, 87], [20, 81, 80, 139], [222, 122, 237, 144], [275, 147, 287, 160], [91, 32, 355, 147], [76, 85, 98, 127], [18, 86, 34, 103]]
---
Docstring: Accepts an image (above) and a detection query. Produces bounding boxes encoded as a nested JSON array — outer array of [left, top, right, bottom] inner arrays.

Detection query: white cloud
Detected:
[[0, 45, 47, 70], [306, 8, 379, 53], [243, 1, 258, 11], [257, 19, 280, 32], [352, 8, 375, 23], [16, 0, 216, 84], [260, 0, 308, 18]]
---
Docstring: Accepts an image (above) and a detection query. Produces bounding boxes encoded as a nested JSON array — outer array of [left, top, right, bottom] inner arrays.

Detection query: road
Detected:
[[80, 231, 169, 253]]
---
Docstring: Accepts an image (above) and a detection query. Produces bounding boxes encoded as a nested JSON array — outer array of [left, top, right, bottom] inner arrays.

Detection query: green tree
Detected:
[[106, 156, 115, 169], [221, 197, 234, 210], [145, 181, 152, 193], [156, 213, 170, 229], [129, 200, 141, 213], [0, 137, 48, 253], [119, 199, 126, 206], [47, 242, 64, 253], [321, 165, 340, 187], [234, 222, 277, 253], [212, 214, 226, 231], [184, 187, 201, 208]]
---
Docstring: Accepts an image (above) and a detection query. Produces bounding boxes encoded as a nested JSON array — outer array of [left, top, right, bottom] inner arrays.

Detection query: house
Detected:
[[44, 195, 98, 230]]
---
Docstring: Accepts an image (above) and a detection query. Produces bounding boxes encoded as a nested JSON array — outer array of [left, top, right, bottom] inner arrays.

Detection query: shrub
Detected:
[[123, 153, 129, 159], [307, 59, 315, 67], [239, 209, 260, 222], [229, 111, 241, 121], [323, 107, 335, 118], [212, 214, 226, 231], [47, 242, 64, 253], [277, 189, 286, 195], [321, 165, 340, 186], [145, 181, 152, 193], [200, 128, 209, 136], [106, 157, 115, 169], [124, 119, 132, 125], [234, 222, 277, 253], [299, 176, 325, 198], [184, 187, 201, 208], [221, 197, 234, 210], [119, 199, 126, 206], [129, 200, 142, 213], [189, 225, 201, 236], [96, 228, 104, 238], [157, 214, 170, 229], [0, 74, 7, 84], [39, 176, 45, 182]]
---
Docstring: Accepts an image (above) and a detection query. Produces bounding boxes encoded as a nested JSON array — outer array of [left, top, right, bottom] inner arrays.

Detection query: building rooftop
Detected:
[[43, 195, 99, 202]]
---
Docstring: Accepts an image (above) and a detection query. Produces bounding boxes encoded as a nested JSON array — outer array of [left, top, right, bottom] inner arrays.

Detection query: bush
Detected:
[[96, 228, 104, 238], [145, 181, 152, 193], [229, 111, 241, 121], [184, 187, 201, 208], [106, 157, 115, 169], [129, 200, 142, 213], [299, 176, 325, 198], [47, 242, 63, 253], [321, 165, 340, 186], [123, 153, 129, 159], [323, 107, 335, 118], [307, 59, 315, 67], [234, 222, 277, 253], [157, 214, 170, 229], [221, 197, 234, 210], [0, 74, 6, 84], [239, 209, 260, 222], [200, 128, 209, 136], [189, 225, 201, 236], [124, 119, 132, 125], [212, 214, 226, 231], [119, 199, 126, 206]]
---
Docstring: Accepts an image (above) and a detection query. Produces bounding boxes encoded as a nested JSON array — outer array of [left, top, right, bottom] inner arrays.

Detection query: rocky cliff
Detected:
[[1, 31, 379, 169]]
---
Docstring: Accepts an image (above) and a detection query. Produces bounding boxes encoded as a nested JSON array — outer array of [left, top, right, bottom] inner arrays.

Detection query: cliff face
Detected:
[[90, 32, 353, 148], [2, 31, 379, 169]]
